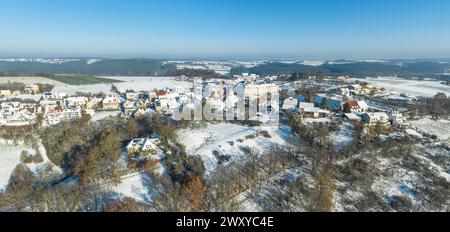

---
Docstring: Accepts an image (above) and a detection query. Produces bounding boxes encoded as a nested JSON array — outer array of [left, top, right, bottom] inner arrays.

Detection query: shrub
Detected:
[[245, 134, 256, 140], [260, 131, 271, 138], [32, 150, 44, 163], [20, 151, 33, 164]]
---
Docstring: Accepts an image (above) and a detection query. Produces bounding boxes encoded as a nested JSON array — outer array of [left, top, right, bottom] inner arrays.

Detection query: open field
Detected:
[[177, 122, 290, 176], [347, 76, 450, 97], [43, 75, 123, 85], [0, 76, 194, 96], [411, 117, 450, 142], [0, 76, 60, 85], [0, 139, 61, 191]]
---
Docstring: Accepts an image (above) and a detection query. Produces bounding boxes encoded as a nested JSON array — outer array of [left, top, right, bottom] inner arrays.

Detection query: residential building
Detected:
[[360, 112, 390, 127], [347, 100, 369, 113], [0, 90, 12, 97], [102, 96, 120, 110], [25, 84, 40, 94], [86, 97, 103, 109], [282, 97, 298, 110], [388, 110, 410, 128]]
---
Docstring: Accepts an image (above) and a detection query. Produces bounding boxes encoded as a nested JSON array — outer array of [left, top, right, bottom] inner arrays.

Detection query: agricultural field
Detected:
[[42, 75, 123, 85]]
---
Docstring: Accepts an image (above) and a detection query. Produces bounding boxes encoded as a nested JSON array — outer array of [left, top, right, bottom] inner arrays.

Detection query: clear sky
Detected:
[[1, 0, 450, 59]]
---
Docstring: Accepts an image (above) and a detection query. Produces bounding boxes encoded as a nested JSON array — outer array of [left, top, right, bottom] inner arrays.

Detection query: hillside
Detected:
[[0, 59, 176, 76], [230, 60, 450, 77]]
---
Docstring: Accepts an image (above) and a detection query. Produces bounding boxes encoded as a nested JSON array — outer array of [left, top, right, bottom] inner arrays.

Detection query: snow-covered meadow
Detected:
[[348, 76, 450, 97], [0, 139, 61, 191], [0, 76, 194, 96], [178, 123, 291, 176], [411, 117, 450, 142]]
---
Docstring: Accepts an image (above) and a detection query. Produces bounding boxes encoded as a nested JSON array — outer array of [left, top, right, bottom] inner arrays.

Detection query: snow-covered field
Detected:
[[0, 76, 194, 96], [4, 94, 42, 102], [178, 123, 290, 175], [330, 123, 355, 151], [111, 172, 155, 204], [348, 76, 450, 97], [0, 76, 60, 85], [54, 76, 194, 95], [0, 140, 31, 190], [0, 139, 61, 191], [109, 76, 193, 92], [411, 118, 450, 142]]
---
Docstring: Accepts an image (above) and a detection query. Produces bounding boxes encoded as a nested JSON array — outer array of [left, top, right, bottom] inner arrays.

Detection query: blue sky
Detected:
[[1, 0, 450, 59]]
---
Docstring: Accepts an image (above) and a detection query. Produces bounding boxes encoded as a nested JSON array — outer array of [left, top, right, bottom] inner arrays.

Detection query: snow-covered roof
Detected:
[[344, 113, 361, 120], [282, 97, 298, 110]]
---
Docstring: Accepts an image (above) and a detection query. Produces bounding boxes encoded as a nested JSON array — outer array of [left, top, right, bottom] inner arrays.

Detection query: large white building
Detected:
[[360, 112, 390, 127]]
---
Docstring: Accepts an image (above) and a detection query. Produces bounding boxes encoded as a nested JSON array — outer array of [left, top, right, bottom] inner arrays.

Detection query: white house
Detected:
[[388, 110, 410, 128], [282, 97, 298, 110], [360, 112, 390, 127], [347, 100, 369, 113], [102, 96, 120, 110]]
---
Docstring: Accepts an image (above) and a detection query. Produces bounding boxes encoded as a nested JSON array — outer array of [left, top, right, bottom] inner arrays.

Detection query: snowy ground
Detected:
[[178, 123, 291, 176], [0, 76, 194, 96], [330, 123, 355, 151], [102, 76, 193, 93], [348, 76, 450, 97], [2, 94, 42, 102], [54, 76, 193, 95], [0, 76, 60, 85], [110, 172, 155, 204], [0, 139, 61, 191], [411, 118, 450, 142], [91, 111, 121, 122]]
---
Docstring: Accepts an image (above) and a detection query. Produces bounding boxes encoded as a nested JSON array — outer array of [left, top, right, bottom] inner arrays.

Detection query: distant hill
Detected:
[[230, 62, 328, 76], [1, 58, 450, 78], [0, 59, 176, 76], [230, 60, 450, 77]]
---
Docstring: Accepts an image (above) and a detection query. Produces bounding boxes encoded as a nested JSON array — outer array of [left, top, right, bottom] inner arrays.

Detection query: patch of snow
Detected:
[[330, 123, 354, 150], [0, 139, 61, 191], [405, 129, 424, 139], [91, 111, 121, 122], [112, 172, 155, 203], [86, 59, 102, 65], [299, 60, 325, 66]]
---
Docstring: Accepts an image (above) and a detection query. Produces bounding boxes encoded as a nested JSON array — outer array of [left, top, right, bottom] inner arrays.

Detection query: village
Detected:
[[0, 73, 420, 135], [0, 72, 449, 212]]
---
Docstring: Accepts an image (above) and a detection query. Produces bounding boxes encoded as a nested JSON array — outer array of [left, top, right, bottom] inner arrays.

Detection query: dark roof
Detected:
[[327, 99, 342, 110]]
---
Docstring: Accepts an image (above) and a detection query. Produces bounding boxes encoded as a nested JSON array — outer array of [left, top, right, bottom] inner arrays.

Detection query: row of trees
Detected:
[[415, 92, 450, 118], [166, 69, 223, 79], [0, 81, 54, 93]]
